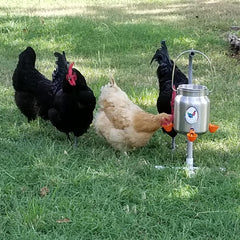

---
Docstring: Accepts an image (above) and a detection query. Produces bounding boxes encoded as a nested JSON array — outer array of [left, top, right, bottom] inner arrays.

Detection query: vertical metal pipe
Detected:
[[188, 51, 195, 84], [186, 140, 194, 174]]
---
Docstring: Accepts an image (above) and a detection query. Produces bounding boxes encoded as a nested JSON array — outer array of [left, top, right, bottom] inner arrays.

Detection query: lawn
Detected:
[[0, 0, 240, 239]]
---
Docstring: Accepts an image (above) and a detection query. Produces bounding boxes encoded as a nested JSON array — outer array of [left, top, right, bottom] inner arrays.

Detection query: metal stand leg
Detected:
[[186, 140, 193, 168], [186, 139, 197, 176], [172, 137, 176, 150]]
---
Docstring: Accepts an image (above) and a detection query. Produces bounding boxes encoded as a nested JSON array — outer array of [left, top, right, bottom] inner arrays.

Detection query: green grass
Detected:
[[0, 0, 240, 239]]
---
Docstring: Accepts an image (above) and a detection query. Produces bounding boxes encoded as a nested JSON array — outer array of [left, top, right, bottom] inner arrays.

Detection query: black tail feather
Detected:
[[52, 51, 68, 93], [150, 40, 172, 66]]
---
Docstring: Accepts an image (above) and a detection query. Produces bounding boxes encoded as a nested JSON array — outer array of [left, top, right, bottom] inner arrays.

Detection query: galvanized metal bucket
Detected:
[[174, 84, 210, 134], [172, 50, 214, 134]]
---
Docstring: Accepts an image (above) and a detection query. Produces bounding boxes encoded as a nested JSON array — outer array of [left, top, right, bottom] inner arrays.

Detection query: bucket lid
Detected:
[[177, 84, 209, 96]]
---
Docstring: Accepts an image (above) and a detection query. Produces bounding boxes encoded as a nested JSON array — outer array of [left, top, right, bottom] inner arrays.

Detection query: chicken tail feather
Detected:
[[150, 40, 172, 66], [52, 51, 69, 92]]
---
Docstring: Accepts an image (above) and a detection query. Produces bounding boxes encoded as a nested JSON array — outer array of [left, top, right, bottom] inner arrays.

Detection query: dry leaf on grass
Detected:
[[40, 186, 49, 197], [56, 218, 71, 223]]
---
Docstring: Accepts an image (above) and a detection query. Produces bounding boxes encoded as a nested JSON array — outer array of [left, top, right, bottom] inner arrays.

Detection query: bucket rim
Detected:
[[177, 84, 209, 92]]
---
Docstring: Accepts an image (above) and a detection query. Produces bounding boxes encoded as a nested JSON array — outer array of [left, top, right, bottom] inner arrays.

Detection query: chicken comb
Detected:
[[66, 62, 77, 86]]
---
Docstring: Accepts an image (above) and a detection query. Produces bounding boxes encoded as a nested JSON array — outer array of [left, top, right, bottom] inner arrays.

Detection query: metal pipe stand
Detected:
[[186, 139, 198, 176]]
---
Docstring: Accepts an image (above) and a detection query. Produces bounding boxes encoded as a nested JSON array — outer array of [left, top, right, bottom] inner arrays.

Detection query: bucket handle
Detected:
[[171, 50, 214, 93]]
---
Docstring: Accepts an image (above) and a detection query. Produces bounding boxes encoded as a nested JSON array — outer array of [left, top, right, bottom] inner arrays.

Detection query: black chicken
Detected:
[[12, 47, 96, 144], [151, 41, 188, 149], [12, 46, 56, 121], [48, 55, 96, 145]]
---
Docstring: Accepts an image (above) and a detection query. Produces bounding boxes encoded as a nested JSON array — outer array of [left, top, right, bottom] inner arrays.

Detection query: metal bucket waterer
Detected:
[[156, 49, 219, 176], [172, 50, 218, 175], [174, 84, 210, 134], [172, 50, 214, 135]]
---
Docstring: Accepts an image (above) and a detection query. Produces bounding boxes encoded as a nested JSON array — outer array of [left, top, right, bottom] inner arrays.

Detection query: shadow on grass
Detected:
[[1, 0, 236, 58]]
